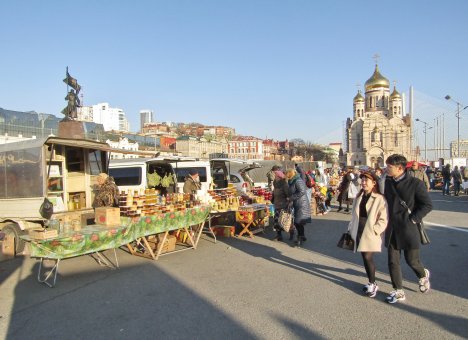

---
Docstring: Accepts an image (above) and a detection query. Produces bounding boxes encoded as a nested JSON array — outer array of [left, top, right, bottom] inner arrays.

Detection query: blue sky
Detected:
[[1, 0, 467, 150]]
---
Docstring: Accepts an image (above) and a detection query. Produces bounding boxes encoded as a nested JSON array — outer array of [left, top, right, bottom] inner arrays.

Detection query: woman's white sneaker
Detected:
[[419, 268, 431, 293], [366, 283, 379, 298]]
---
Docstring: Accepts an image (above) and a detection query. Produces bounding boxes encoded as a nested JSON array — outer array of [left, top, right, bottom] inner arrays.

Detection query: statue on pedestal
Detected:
[[61, 68, 81, 120]]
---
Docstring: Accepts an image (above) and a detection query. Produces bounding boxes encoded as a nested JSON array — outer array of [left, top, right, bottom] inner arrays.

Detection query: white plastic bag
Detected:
[[348, 182, 359, 199]]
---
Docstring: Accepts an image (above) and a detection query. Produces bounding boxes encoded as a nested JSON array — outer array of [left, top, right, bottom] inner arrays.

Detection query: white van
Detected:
[[109, 157, 213, 194], [109, 157, 178, 194], [169, 160, 212, 193]]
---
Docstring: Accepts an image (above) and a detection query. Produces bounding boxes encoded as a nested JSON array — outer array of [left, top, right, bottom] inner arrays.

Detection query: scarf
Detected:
[[288, 173, 300, 185]]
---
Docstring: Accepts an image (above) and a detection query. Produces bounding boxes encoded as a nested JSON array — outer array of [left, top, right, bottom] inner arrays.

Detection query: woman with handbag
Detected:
[[347, 172, 388, 298], [271, 170, 292, 241], [286, 169, 312, 247]]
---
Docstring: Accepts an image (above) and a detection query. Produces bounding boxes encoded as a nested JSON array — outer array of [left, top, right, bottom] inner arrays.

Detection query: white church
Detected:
[[345, 64, 412, 168]]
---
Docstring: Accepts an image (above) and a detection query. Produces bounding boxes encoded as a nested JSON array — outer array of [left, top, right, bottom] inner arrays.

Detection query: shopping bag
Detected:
[[337, 232, 354, 250], [348, 182, 359, 199], [278, 210, 293, 232]]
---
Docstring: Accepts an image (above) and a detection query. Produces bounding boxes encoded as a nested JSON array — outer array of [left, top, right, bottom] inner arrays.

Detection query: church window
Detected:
[[371, 128, 380, 143], [394, 132, 398, 146], [369, 97, 373, 108], [357, 133, 361, 149]]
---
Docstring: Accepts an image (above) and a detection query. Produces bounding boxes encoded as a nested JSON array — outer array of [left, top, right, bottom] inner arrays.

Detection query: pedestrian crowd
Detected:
[[268, 154, 436, 304]]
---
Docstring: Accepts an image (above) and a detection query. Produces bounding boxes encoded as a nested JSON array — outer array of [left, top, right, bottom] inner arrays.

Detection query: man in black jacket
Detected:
[[384, 154, 433, 304]]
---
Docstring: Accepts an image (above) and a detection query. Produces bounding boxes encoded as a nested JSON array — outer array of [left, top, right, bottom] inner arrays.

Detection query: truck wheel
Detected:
[[2, 224, 25, 255]]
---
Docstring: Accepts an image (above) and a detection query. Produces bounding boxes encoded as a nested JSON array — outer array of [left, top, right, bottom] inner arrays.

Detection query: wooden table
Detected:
[[21, 206, 211, 286], [235, 205, 269, 238]]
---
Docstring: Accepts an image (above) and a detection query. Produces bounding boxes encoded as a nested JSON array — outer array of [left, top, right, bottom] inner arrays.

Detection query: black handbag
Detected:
[[39, 197, 54, 220], [337, 232, 354, 250], [416, 220, 430, 245]]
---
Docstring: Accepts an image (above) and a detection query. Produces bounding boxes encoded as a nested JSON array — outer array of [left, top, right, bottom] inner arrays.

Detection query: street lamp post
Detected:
[[415, 118, 432, 162], [445, 95, 468, 158]]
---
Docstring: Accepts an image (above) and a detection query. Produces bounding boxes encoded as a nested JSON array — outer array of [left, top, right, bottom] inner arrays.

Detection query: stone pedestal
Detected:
[[57, 120, 87, 139]]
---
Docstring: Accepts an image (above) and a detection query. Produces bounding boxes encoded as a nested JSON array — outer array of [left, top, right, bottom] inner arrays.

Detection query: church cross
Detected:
[[373, 53, 380, 65]]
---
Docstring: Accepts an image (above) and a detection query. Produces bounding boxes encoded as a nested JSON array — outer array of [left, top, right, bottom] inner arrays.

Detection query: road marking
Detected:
[[425, 221, 468, 233], [432, 199, 468, 203]]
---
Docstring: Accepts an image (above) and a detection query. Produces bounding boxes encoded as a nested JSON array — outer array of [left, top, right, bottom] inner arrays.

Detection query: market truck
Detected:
[[0, 136, 111, 256]]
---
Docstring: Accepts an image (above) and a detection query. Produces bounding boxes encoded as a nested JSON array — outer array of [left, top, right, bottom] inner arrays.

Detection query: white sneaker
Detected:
[[419, 268, 431, 293], [386, 289, 406, 304], [366, 283, 379, 298]]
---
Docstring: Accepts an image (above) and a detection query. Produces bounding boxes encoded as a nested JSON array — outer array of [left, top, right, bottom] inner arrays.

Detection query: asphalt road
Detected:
[[1, 191, 467, 339]]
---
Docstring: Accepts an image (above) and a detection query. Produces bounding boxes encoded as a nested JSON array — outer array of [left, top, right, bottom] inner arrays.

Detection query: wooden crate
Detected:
[[95, 207, 121, 226], [0, 233, 16, 260], [29, 228, 58, 240]]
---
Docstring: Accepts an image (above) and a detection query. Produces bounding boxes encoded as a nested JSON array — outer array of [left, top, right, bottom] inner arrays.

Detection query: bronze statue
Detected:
[[61, 68, 81, 120]]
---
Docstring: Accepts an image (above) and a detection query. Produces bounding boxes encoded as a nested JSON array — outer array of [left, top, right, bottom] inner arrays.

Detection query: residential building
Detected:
[[140, 110, 153, 131], [141, 122, 176, 136], [86, 102, 130, 132], [263, 139, 281, 160], [107, 137, 140, 159], [228, 136, 264, 160], [176, 136, 228, 159]]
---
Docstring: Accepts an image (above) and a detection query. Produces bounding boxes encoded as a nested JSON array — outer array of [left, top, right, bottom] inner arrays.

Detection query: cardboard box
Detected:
[[29, 228, 58, 240], [95, 207, 121, 226], [212, 226, 235, 237], [0, 233, 16, 260], [156, 234, 177, 253]]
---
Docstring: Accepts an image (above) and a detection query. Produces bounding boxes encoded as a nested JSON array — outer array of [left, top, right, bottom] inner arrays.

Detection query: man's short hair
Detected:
[[386, 154, 407, 168]]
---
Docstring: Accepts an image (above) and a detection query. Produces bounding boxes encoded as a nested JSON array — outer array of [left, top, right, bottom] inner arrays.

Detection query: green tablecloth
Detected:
[[22, 205, 210, 259]]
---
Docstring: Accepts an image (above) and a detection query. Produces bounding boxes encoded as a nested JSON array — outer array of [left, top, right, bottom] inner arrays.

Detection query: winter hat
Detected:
[[273, 170, 285, 179]]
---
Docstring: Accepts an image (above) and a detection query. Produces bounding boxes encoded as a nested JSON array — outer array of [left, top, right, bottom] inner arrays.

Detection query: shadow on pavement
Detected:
[[272, 314, 326, 340], [392, 300, 468, 339], [0, 256, 24, 287], [261, 210, 468, 301], [227, 211, 468, 338], [5, 252, 255, 340], [222, 235, 367, 297]]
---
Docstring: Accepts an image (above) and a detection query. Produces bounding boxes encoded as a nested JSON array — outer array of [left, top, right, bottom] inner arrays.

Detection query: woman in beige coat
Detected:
[[348, 171, 388, 298]]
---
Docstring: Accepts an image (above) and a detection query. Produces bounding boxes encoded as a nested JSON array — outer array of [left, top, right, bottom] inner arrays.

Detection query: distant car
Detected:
[[210, 158, 262, 193], [230, 163, 262, 193]]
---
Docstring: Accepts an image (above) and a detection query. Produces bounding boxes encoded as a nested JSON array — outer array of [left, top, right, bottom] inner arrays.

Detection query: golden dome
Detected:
[[353, 90, 364, 102], [390, 86, 401, 99], [365, 64, 390, 90]]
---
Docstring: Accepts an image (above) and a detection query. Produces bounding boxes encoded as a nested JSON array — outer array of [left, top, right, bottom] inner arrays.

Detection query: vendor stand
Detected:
[[236, 204, 269, 238], [201, 187, 272, 239], [21, 205, 210, 287], [125, 205, 210, 260]]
